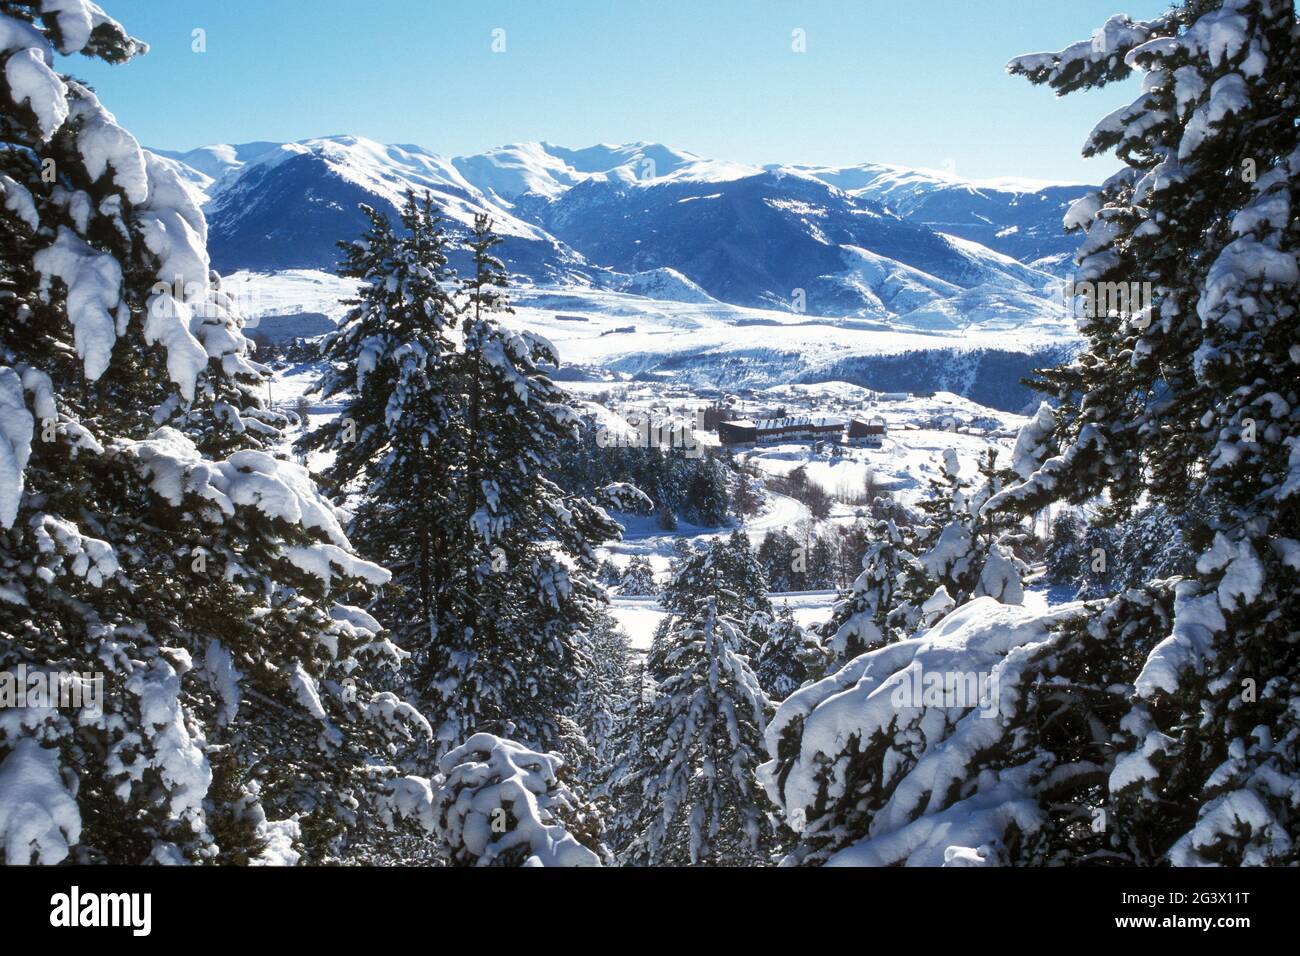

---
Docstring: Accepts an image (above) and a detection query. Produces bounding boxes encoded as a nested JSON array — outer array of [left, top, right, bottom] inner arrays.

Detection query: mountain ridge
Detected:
[[154, 135, 1086, 329]]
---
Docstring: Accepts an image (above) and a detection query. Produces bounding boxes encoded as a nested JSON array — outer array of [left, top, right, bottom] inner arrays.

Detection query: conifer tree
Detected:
[[649, 530, 770, 676], [611, 598, 775, 865], [1045, 511, 1086, 585], [298, 191, 461, 656], [616, 555, 657, 596], [807, 530, 838, 590], [303, 207, 626, 763], [595, 557, 622, 588], [755, 528, 794, 591], [657, 529, 770, 621], [1001, 0, 1300, 864], [0, 1, 428, 865], [895, 449, 1028, 618], [429, 733, 604, 866], [821, 516, 918, 665], [754, 603, 830, 700], [574, 610, 635, 782], [423, 214, 625, 757]]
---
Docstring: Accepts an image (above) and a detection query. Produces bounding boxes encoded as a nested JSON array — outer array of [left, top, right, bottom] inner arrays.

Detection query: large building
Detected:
[[847, 418, 888, 447], [718, 416, 847, 447]]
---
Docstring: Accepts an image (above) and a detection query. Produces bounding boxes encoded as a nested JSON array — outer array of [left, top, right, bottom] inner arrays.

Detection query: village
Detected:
[[541, 374, 1038, 658]]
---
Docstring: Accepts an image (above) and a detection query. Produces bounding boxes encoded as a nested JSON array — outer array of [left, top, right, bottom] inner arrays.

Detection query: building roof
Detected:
[[848, 418, 888, 436], [750, 416, 846, 431]]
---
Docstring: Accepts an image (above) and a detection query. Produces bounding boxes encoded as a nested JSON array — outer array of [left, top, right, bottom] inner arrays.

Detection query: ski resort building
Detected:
[[718, 416, 846, 447], [847, 417, 888, 447]]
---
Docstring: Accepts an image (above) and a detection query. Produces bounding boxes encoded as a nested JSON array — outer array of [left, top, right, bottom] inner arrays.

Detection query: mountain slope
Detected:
[[520, 168, 1056, 323], [193, 136, 590, 280], [782, 161, 1091, 267]]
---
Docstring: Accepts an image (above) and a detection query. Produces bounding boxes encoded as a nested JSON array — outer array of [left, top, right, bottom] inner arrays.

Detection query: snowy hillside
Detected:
[[173, 137, 589, 281], [783, 161, 1092, 268], [229, 270, 1076, 411], [518, 167, 1059, 319]]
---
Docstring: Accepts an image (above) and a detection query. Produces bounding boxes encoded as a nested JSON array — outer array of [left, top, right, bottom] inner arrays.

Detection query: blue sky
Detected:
[[69, 0, 1172, 183]]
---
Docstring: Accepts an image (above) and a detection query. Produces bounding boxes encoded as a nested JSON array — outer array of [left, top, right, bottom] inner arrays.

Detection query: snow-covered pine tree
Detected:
[[574, 609, 635, 783], [428, 733, 604, 866], [298, 191, 461, 664], [754, 603, 829, 700], [658, 529, 770, 621], [966, 448, 1031, 604], [807, 530, 838, 590], [616, 555, 657, 596], [595, 557, 622, 588], [648, 530, 771, 677], [872, 449, 1028, 648], [597, 653, 650, 853], [755, 526, 787, 591], [887, 449, 973, 620], [762, 415, 1183, 866], [1054, 504, 1198, 599], [1001, 0, 1300, 864], [820, 515, 918, 666], [1045, 511, 1086, 585], [424, 213, 626, 759], [611, 598, 776, 865], [760, 593, 1146, 866], [0, 0, 429, 865], [458, 211, 504, 671]]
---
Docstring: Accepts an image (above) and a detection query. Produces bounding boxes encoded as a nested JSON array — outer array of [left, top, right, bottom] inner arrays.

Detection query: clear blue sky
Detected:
[[68, 0, 1173, 183]]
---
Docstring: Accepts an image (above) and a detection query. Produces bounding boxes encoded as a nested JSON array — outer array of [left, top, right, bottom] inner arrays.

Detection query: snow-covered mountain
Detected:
[[515, 167, 1057, 324], [154, 135, 1084, 329], [448, 141, 747, 201], [780, 162, 1092, 269], [157, 137, 590, 282], [446, 142, 1089, 269]]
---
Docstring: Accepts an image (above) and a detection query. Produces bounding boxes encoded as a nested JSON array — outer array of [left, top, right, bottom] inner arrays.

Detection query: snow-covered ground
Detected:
[[611, 589, 838, 653], [507, 286, 1076, 391], [233, 270, 1077, 396], [225, 269, 358, 329]]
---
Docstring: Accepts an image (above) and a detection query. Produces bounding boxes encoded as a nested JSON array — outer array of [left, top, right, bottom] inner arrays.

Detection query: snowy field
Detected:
[[611, 589, 838, 652], [232, 270, 1078, 394]]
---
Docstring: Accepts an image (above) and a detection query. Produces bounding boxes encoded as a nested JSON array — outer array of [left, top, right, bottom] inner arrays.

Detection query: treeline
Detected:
[[755, 522, 868, 591], [550, 420, 733, 528], [1043, 505, 1196, 598]]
